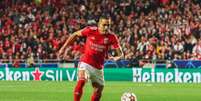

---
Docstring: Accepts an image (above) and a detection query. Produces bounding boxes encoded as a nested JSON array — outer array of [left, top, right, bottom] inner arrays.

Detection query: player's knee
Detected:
[[78, 70, 87, 80], [94, 85, 104, 94], [78, 77, 86, 81]]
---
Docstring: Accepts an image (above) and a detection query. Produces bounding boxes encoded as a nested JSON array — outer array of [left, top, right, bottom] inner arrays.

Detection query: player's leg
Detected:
[[74, 70, 86, 101], [74, 69, 88, 101], [90, 69, 104, 101], [91, 82, 104, 101]]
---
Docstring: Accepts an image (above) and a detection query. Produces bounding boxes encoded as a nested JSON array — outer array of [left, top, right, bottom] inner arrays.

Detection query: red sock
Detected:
[[74, 80, 86, 101], [91, 92, 102, 101]]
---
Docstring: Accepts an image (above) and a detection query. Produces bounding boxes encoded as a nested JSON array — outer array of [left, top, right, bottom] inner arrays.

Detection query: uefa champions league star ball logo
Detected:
[[121, 92, 137, 101]]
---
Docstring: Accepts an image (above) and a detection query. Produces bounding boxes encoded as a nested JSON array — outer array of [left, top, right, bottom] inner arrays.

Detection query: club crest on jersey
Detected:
[[91, 37, 95, 40], [104, 38, 109, 44]]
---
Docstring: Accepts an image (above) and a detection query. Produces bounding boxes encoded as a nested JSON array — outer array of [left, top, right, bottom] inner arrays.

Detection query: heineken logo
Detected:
[[133, 68, 201, 83], [0, 68, 77, 81]]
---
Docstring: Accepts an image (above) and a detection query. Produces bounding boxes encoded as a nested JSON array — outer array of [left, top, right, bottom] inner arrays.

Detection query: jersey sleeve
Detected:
[[81, 27, 91, 36], [111, 34, 120, 49]]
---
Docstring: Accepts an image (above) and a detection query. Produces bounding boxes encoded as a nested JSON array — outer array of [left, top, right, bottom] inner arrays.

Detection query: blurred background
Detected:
[[0, 0, 201, 69]]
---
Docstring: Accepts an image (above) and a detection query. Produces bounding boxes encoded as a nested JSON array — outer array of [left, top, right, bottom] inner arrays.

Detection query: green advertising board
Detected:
[[0, 68, 77, 81], [0, 68, 200, 83], [0, 68, 132, 81]]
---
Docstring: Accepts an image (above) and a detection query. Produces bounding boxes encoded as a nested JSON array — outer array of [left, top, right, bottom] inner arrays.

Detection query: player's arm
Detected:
[[58, 30, 82, 58], [108, 33, 124, 61]]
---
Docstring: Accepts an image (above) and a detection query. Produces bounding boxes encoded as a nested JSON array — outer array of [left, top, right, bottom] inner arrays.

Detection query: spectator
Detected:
[[26, 53, 35, 68]]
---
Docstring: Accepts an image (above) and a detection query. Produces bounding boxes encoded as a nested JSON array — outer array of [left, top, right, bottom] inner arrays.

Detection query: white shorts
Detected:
[[78, 62, 104, 86]]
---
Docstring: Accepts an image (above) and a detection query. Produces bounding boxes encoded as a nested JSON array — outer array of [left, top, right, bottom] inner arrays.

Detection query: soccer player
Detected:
[[58, 16, 123, 101]]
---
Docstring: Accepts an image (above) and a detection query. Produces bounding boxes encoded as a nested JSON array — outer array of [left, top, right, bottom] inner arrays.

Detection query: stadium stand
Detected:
[[0, 0, 201, 68]]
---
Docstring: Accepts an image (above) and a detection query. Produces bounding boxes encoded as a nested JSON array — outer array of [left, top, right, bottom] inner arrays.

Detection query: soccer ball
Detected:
[[121, 92, 137, 101]]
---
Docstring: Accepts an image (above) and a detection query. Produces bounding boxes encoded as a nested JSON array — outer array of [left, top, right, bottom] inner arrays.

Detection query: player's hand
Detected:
[[108, 55, 120, 61]]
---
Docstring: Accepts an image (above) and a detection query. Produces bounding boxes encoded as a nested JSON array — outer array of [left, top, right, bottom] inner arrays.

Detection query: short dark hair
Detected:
[[99, 13, 110, 20]]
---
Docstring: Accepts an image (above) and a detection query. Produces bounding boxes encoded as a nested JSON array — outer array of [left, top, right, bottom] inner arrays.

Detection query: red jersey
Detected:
[[80, 26, 120, 69]]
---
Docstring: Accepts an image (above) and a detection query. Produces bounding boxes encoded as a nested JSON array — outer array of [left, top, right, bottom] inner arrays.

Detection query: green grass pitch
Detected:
[[0, 81, 200, 101]]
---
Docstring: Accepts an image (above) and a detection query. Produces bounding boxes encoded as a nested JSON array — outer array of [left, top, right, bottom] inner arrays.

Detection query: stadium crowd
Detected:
[[0, 0, 201, 64]]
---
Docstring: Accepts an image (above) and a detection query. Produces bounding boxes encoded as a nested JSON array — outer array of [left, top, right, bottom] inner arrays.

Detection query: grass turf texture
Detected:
[[0, 81, 200, 101]]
